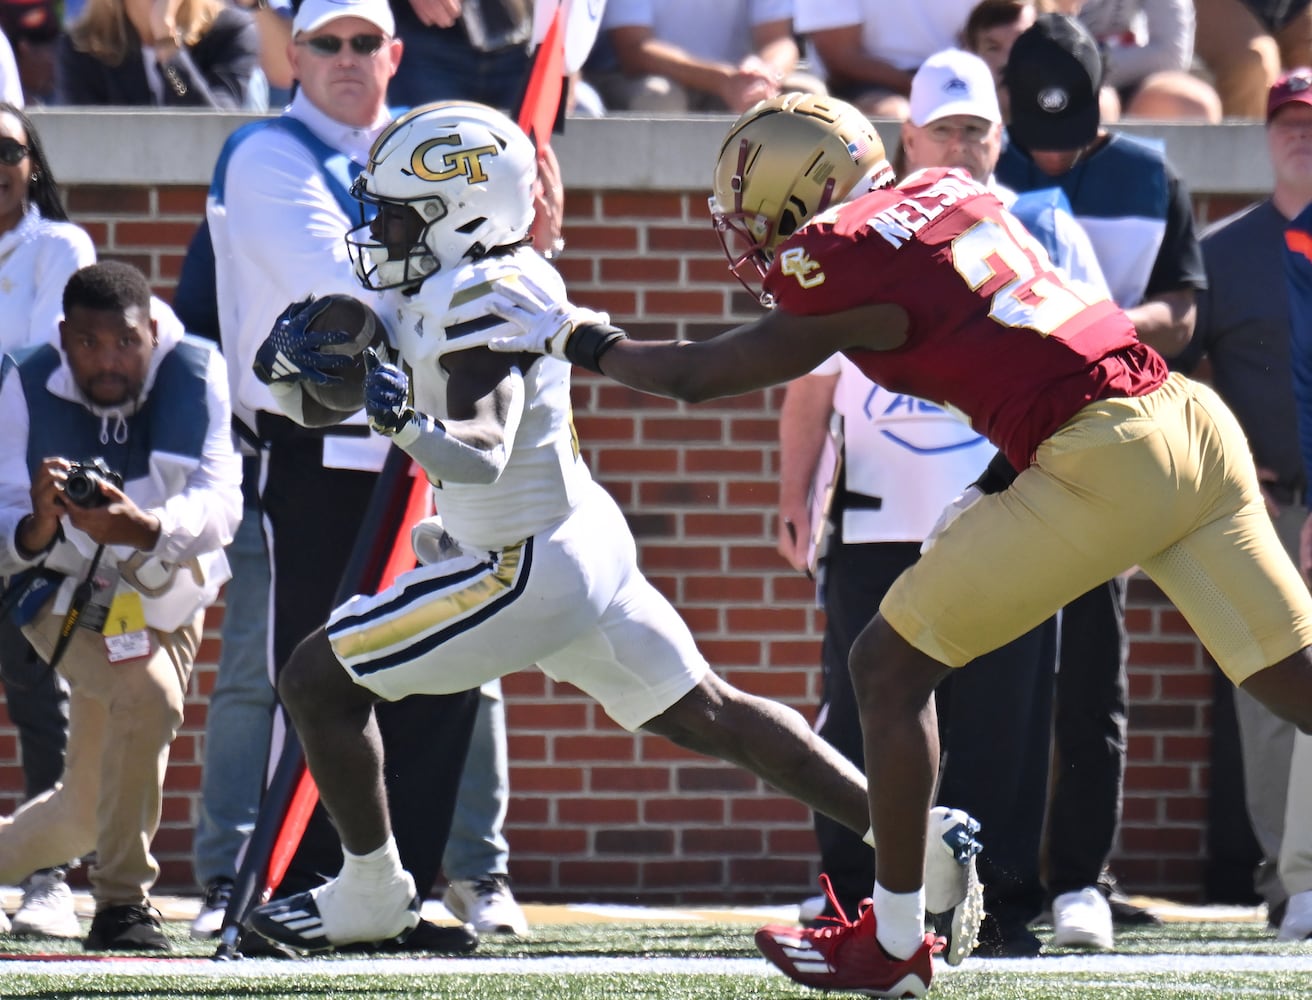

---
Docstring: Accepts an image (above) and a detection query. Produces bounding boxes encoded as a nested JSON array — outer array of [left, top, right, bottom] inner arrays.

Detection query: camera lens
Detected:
[[64, 469, 100, 507]]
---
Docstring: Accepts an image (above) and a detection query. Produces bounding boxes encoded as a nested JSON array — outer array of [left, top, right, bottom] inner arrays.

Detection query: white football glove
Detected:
[[485, 275, 615, 367], [920, 485, 983, 555]]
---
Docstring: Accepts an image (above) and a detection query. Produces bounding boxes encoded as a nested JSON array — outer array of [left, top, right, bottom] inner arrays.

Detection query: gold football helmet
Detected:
[[709, 93, 894, 301]]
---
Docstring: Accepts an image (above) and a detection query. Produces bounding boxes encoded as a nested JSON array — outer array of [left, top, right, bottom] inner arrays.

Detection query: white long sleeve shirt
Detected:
[[208, 90, 392, 471], [0, 206, 96, 355]]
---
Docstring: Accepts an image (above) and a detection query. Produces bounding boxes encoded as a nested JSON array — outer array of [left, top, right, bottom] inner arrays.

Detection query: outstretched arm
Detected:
[[488, 283, 909, 403]]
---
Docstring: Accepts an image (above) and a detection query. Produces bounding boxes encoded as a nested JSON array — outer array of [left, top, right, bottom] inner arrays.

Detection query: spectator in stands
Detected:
[[965, 0, 1124, 123], [794, 0, 978, 117], [1196, 0, 1312, 119], [964, 0, 1037, 92], [0, 100, 95, 941], [387, 0, 532, 111], [0, 260, 242, 951], [1067, 0, 1222, 122], [0, 0, 61, 103], [56, 0, 262, 108], [229, 0, 292, 102], [592, 0, 822, 114], [996, 11, 1205, 951]]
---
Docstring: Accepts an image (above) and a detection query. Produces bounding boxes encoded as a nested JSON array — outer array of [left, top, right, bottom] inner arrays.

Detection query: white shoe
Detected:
[[11, 869, 81, 938], [249, 870, 420, 952], [1278, 889, 1312, 941], [1051, 887, 1114, 950], [924, 806, 982, 912], [189, 877, 233, 940], [0, 905, 10, 933], [444, 875, 528, 935]]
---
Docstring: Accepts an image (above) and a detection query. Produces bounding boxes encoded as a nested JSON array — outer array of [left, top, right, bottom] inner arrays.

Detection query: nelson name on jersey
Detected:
[[866, 171, 985, 249]]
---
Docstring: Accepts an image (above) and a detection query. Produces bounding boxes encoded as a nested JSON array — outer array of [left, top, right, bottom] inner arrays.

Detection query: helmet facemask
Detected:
[[347, 101, 540, 292], [347, 179, 443, 292]]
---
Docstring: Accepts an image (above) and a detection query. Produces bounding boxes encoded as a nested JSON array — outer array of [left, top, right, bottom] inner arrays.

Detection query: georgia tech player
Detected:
[[486, 93, 1312, 997], [244, 101, 984, 957]]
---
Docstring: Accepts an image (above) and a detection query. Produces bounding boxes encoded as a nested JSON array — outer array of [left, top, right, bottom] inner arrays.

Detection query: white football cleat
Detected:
[[924, 806, 984, 965], [248, 870, 420, 952]]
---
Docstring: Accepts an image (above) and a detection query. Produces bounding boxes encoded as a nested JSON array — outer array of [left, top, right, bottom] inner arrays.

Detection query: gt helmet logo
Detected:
[[410, 135, 500, 184]]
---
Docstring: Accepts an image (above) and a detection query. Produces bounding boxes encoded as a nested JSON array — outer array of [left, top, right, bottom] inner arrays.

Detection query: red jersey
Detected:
[[762, 167, 1168, 471]]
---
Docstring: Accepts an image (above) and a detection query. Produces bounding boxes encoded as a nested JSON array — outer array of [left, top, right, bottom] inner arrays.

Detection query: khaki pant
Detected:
[[0, 605, 200, 909], [884, 374, 1312, 682]]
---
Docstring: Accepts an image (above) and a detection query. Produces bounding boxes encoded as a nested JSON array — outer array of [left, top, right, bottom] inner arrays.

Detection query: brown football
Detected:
[[300, 294, 385, 417]]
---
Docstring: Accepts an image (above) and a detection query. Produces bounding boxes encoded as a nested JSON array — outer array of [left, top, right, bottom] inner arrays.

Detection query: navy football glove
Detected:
[[253, 296, 356, 386], [363, 348, 416, 436]]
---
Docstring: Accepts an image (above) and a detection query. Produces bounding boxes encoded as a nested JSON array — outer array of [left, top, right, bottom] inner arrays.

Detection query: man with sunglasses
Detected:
[[196, 0, 481, 953]]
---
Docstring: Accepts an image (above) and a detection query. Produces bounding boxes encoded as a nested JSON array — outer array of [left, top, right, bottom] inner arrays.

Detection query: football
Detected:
[[300, 293, 385, 417]]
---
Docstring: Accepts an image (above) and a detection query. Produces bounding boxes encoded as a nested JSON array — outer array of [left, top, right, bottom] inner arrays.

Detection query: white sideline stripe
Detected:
[[5, 955, 1312, 977]]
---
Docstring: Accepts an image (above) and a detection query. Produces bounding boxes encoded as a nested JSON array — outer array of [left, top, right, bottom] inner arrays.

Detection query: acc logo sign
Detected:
[[779, 247, 825, 289], [411, 134, 499, 184], [867, 391, 984, 455]]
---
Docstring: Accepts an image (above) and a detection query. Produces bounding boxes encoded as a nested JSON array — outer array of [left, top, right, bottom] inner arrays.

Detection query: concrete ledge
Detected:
[[29, 109, 1273, 194]]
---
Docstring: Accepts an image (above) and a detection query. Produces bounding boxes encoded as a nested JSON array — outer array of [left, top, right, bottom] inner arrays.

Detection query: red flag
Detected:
[[517, 7, 566, 151]]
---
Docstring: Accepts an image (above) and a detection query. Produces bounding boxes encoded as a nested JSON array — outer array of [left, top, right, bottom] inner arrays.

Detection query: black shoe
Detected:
[[84, 904, 171, 951], [347, 918, 479, 955], [1097, 869, 1162, 927], [971, 913, 1042, 958]]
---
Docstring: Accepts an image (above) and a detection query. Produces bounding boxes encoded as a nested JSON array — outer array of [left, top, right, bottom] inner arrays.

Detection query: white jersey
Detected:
[[382, 248, 593, 551]]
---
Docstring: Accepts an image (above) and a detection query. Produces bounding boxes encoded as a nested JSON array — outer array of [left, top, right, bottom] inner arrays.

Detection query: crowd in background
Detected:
[[0, 0, 1309, 962]]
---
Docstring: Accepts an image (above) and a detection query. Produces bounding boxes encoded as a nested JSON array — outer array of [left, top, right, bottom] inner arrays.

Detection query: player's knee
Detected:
[[277, 628, 338, 711], [849, 616, 947, 712]]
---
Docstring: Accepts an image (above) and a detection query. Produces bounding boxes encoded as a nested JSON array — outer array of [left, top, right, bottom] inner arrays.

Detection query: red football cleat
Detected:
[[756, 875, 940, 997]]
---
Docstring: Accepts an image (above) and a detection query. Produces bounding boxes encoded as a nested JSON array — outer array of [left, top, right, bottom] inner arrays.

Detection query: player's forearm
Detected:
[[395, 416, 511, 485], [1127, 289, 1196, 357]]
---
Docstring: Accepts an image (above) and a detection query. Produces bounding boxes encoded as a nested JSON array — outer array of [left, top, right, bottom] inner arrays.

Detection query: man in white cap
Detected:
[[902, 47, 1006, 188], [187, 0, 483, 953]]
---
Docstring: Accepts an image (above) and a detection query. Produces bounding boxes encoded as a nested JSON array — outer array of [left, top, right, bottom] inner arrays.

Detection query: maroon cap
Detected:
[[1269, 68, 1312, 122]]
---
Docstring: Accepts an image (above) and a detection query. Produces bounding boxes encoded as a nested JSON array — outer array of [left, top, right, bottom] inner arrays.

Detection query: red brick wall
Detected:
[[0, 184, 1262, 902]]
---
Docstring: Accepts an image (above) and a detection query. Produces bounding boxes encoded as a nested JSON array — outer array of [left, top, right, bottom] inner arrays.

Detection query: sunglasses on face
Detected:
[[0, 138, 30, 166], [297, 33, 387, 56]]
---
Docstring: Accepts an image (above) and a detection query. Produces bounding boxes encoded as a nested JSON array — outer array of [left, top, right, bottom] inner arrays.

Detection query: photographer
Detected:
[[0, 261, 241, 951]]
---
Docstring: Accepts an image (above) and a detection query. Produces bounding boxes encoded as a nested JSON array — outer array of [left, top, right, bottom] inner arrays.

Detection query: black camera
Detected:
[[64, 459, 123, 509]]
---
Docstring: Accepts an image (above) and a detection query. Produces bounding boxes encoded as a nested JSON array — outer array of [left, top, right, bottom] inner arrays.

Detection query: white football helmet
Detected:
[[709, 93, 894, 301], [348, 101, 538, 290]]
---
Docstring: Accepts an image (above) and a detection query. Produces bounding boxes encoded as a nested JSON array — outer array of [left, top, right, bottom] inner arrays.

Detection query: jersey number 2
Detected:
[[951, 212, 1102, 336]]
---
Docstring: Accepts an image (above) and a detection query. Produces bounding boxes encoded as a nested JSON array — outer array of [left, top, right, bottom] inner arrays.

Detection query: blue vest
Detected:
[[13, 338, 212, 485], [174, 116, 369, 343]]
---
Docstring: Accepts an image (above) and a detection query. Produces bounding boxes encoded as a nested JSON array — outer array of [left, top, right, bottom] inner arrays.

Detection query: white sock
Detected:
[[863, 825, 875, 848], [339, 837, 406, 891], [872, 882, 925, 960]]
